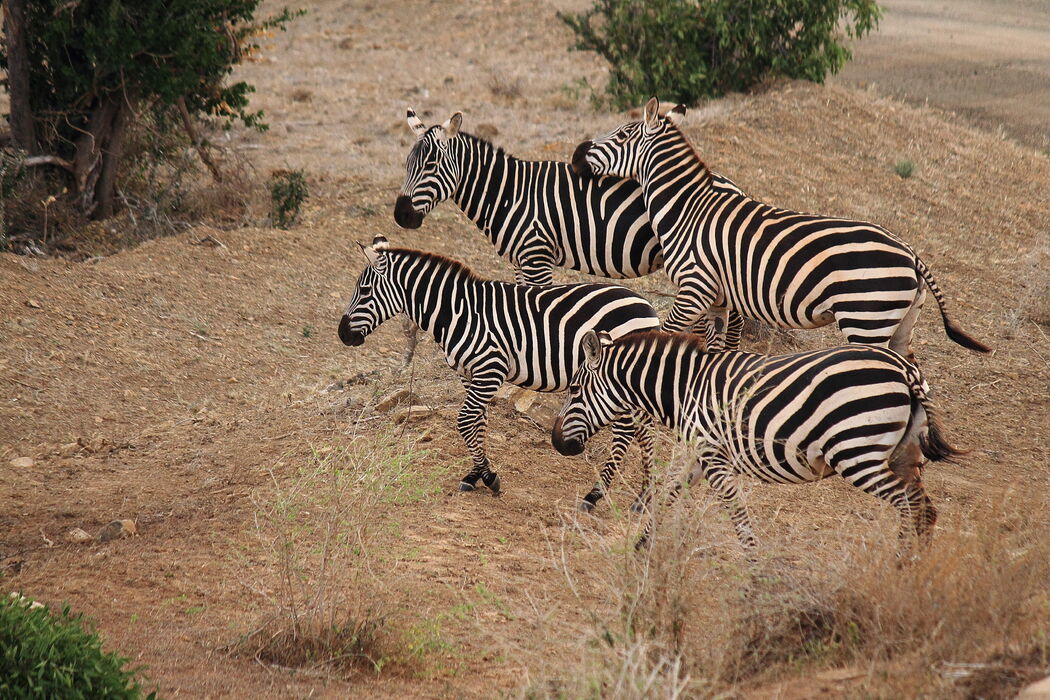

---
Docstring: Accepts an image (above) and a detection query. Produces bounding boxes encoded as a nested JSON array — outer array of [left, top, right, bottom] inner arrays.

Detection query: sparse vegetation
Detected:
[[240, 423, 444, 676], [0, 0, 302, 244], [895, 157, 915, 178], [0, 594, 156, 699], [559, 0, 881, 107], [269, 168, 309, 229]]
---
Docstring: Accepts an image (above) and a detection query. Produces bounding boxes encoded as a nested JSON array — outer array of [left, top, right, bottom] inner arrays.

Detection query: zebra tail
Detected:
[[906, 366, 967, 463], [915, 256, 992, 353]]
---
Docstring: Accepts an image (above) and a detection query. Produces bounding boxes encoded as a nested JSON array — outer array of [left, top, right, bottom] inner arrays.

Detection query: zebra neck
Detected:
[[449, 134, 522, 231], [394, 255, 478, 342], [610, 344, 694, 430], [639, 131, 715, 232]]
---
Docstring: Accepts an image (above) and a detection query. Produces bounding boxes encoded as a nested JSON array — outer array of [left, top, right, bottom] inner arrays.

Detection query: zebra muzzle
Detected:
[[393, 195, 424, 229], [551, 416, 585, 456], [571, 140, 594, 177], [338, 317, 365, 346]]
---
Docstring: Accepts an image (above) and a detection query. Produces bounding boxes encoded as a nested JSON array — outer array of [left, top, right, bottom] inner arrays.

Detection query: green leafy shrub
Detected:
[[0, 594, 156, 699], [894, 158, 915, 179], [269, 169, 309, 229], [559, 0, 881, 107]]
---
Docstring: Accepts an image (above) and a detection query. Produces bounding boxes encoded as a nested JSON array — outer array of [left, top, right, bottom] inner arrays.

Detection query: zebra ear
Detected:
[[581, 330, 604, 369], [407, 108, 427, 138], [371, 234, 389, 249], [667, 103, 686, 126], [363, 245, 382, 266], [442, 112, 463, 139], [643, 97, 661, 128]]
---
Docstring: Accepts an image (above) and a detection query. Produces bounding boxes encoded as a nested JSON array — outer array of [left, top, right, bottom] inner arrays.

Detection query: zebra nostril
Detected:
[[338, 317, 365, 346], [394, 195, 424, 229], [571, 141, 594, 177]]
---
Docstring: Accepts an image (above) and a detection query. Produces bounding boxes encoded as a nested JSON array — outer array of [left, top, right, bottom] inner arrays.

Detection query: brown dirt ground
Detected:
[[2, 0, 1049, 697]]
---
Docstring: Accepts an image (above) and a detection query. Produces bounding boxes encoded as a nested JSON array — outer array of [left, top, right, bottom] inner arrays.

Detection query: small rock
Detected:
[[25, 299, 42, 309], [65, 528, 92, 544], [9, 456, 35, 468], [96, 519, 137, 543], [7, 592, 45, 610], [513, 391, 537, 413], [394, 405, 432, 424], [376, 389, 422, 413]]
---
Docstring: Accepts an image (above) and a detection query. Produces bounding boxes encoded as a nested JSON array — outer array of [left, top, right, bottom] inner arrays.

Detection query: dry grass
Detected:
[[235, 418, 443, 677], [523, 450, 1050, 698]]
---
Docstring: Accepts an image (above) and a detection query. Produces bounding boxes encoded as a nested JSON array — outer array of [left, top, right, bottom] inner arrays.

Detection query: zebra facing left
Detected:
[[552, 330, 962, 550], [393, 108, 745, 286], [339, 236, 661, 507]]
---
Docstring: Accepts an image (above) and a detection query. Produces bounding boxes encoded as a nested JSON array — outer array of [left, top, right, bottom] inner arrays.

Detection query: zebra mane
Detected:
[[663, 120, 710, 174], [382, 246, 485, 282], [615, 328, 707, 354]]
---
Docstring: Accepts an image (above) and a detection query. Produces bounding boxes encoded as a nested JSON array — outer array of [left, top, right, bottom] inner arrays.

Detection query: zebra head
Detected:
[[338, 235, 403, 347], [572, 97, 686, 179], [552, 330, 622, 456], [394, 109, 463, 229]]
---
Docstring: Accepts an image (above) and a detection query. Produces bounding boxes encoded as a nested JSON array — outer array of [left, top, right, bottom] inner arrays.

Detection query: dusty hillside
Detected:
[[2, 0, 1049, 697]]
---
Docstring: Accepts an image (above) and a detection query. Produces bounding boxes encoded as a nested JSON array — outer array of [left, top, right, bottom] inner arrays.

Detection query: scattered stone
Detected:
[[65, 528, 93, 544], [8, 592, 45, 610], [417, 429, 434, 443], [96, 519, 137, 543], [375, 388, 422, 413], [25, 299, 42, 309], [394, 405, 432, 424], [9, 456, 35, 468], [513, 391, 537, 413]]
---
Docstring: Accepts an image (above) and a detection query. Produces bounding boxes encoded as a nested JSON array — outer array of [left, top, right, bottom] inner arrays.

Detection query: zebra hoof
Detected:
[[482, 473, 501, 496], [578, 499, 595, 513], [458, 481, 476, 492]]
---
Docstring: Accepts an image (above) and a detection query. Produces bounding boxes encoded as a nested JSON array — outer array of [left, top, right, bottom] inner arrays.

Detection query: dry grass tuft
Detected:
[[488, 72, 524, 100], [525, 457, 1050, 697], [236, 419, 441, 677]]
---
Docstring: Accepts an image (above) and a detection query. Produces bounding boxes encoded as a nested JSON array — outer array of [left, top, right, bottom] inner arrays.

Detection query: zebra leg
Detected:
[[580, 413, 637, 512], [703, 308, 730, 352], [835, 459, 938, 544], [630, 412, 655, 513], [456, 371, 506, 496], [634, 451, 704, 550], [701, 460, 757, 548], [662, 285, 715, 340], [888, 285, 927, 364], [724, 310, 744, 351]]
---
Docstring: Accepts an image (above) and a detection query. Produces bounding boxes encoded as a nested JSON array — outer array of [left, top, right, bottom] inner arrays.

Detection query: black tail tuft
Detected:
[[943, 317, 992, 354], [919, 414, 967, 462]]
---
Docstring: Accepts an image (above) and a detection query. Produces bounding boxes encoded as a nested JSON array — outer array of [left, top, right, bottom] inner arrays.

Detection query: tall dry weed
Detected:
[[237, 419, 438, 676]]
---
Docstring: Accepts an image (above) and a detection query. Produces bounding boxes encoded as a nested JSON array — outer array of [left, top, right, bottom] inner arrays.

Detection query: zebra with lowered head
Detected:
[[572, 98, 991, 360], [394, 108, 745, 286], [339, 236, 661, 508], [552, 330, 962, 550]]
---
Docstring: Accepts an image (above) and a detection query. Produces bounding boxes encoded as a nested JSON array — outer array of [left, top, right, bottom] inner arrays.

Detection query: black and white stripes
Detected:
[[573, 98, 990, 359], [339, 236, 660, 505], [394, 109, 742, 286], [552, 331, 961, 548]]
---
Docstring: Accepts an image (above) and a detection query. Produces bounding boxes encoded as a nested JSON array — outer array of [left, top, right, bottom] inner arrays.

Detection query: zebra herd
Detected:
[[340, 98, 990, 551]]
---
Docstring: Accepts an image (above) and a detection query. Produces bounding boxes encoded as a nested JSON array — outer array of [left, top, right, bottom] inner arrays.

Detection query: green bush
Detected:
[[559, 0, 881, 107], [269, 169, 309, 229], [0, 594, 156, 699]]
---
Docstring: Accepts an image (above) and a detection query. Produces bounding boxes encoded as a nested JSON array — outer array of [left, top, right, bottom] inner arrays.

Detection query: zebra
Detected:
[[393, 108, 745, 286], [339, 235, 661, 508], [572, 98, 991, 360], [552, 330, 962, 550]]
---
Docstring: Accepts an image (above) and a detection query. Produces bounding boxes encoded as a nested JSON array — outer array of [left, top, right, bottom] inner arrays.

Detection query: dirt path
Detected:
[[2, 1, 1049, 697], [834, 0, 1050, 150]]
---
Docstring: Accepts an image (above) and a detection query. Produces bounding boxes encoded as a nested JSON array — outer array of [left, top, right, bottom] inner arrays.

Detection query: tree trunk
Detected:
[[2, 0, 37, 152], [94, 99, 127, 219], [71, 94, 122, 218]]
